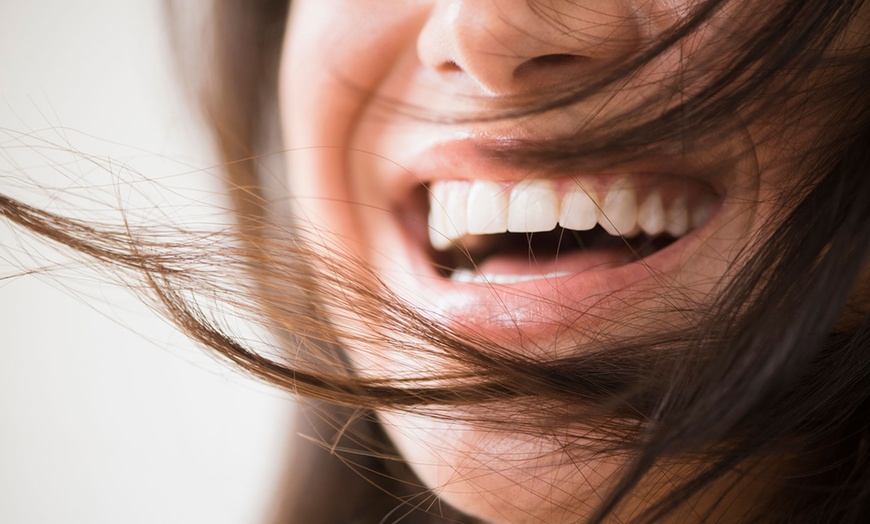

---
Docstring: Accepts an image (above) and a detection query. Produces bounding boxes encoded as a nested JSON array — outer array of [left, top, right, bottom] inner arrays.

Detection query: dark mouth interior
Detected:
[[430, 226, 678, 278]]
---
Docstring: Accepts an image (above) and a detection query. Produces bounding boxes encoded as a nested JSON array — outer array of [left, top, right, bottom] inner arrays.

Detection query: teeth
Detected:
[[467, 180, 509, 234], [508, 180, 559, 232], [665, 193, 689, 237], [691, 198, 715, 230], [427, 178, 716, 251], [599, 177, 637, 236], [428, 181, 468, 250], [637, 191, 666, 236], [451, 268, 572, 284], [559, 184, 598, 231]]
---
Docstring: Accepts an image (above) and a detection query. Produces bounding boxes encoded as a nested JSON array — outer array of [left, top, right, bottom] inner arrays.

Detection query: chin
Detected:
[[378, 410, 623, 524]]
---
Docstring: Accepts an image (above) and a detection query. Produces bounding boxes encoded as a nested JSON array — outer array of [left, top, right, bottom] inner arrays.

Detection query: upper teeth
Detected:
[[427, 177, 715, 251]]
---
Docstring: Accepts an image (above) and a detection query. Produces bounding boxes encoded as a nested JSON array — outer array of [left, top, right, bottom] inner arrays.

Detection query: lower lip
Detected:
[[392, 213, 715, 344], [448, 244, 637, 284]]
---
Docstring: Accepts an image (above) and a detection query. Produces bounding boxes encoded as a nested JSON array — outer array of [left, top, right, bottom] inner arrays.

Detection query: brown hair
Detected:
[[4, 0, 870, 522]]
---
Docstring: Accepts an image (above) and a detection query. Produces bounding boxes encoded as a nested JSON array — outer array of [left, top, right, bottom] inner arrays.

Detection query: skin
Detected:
[[278, 1, 869, 522]]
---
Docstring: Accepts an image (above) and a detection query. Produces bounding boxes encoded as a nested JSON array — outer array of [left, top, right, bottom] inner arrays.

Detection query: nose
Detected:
[[417, 0, 642, 96]]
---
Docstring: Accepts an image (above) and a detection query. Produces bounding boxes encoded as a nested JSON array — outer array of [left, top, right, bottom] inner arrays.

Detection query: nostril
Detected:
[[530, 53, 584, 67], [512, 53, 589, 89], [438, 60, 463, 74]]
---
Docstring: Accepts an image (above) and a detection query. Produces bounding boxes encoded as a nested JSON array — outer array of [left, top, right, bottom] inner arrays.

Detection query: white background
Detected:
[[0, 1, 296, 522]]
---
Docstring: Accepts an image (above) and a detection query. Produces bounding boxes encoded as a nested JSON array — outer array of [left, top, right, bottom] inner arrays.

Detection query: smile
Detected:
[[354, 135, 742, 337], [427, 175, 720, 284]]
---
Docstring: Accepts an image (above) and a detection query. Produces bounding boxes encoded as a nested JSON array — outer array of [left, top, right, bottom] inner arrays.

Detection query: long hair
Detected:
[[4, 0, 870, 522]]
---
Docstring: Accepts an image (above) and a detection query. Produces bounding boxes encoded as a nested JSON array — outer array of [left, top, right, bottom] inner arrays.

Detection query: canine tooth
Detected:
[[430, 233, 453, 251], [623, 224, 642, 238], [467, 180, 509, 234], [450, 268, 477, 283], [428, 184, 450, 250], [600, 177, 637, 236], [444, 181, 469, 236], [559, 184, 598, 231], [508, 180, 559, 233], [666, 194, 689, 236], [637, 191, 666, 236], [691, 198, 714, 229], [428, 182, 468, 251]]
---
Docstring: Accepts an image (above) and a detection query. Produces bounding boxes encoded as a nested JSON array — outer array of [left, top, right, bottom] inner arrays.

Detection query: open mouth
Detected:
[[424, 176, 720, 284]]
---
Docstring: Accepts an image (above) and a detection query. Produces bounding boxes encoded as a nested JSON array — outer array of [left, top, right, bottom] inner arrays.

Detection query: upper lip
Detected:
[[387, 135, 721, 189], [383, 135, 726, 230]]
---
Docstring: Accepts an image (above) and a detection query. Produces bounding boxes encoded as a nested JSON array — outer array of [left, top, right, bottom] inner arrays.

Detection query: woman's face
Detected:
[[278, 1, 857, 521]]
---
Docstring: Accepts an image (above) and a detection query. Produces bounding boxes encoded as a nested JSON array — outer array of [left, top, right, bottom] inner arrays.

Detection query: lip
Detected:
[[363, 136, 739, 348], [380, 135, 728, 207], [394, 207, 718, 338]]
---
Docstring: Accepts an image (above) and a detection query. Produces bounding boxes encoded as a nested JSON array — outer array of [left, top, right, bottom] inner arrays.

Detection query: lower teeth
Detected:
[[439, 228, 679, 283], [450, 269, 573, 284]]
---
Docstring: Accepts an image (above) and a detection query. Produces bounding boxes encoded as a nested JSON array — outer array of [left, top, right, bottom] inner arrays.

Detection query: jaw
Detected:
[[377, 409, 621, 524]]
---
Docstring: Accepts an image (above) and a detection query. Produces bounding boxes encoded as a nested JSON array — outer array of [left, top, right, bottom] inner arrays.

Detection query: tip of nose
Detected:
[[417, 1, 641, 97]]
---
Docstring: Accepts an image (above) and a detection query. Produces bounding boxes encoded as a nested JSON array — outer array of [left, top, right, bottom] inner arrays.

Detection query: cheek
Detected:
[[280, 0, 426, 156], [279, 1, 427, 244]]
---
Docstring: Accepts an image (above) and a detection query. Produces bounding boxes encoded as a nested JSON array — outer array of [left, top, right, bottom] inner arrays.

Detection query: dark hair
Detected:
[[4, 0, 870, 522]]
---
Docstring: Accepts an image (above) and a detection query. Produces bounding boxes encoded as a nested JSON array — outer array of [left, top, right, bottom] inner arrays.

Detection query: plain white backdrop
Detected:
[[0, 1, 296, 522]]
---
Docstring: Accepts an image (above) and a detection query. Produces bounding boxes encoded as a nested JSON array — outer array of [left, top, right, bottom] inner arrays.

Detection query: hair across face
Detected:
[[271, 0, 870, 522], [5, 0, 863, 523]]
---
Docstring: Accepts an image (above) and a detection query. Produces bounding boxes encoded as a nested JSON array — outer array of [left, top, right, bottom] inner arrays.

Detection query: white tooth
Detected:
[[599, 177, 637, 236], [666, 194, 689, 236], [467, 180, 509, 234], [691, 198, 714, 229], [484, 273, 548, 284], [444, 181, 469, 237], [637, 191, 666, 236], [559, 184, 598, 231], [450, 268, 477, 283], [507, 180, 559, 233], [428, 182, 468, 251], [457, 271, 573, 285], [623, 224, 642, 238], [428, 183, 451, 251]]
